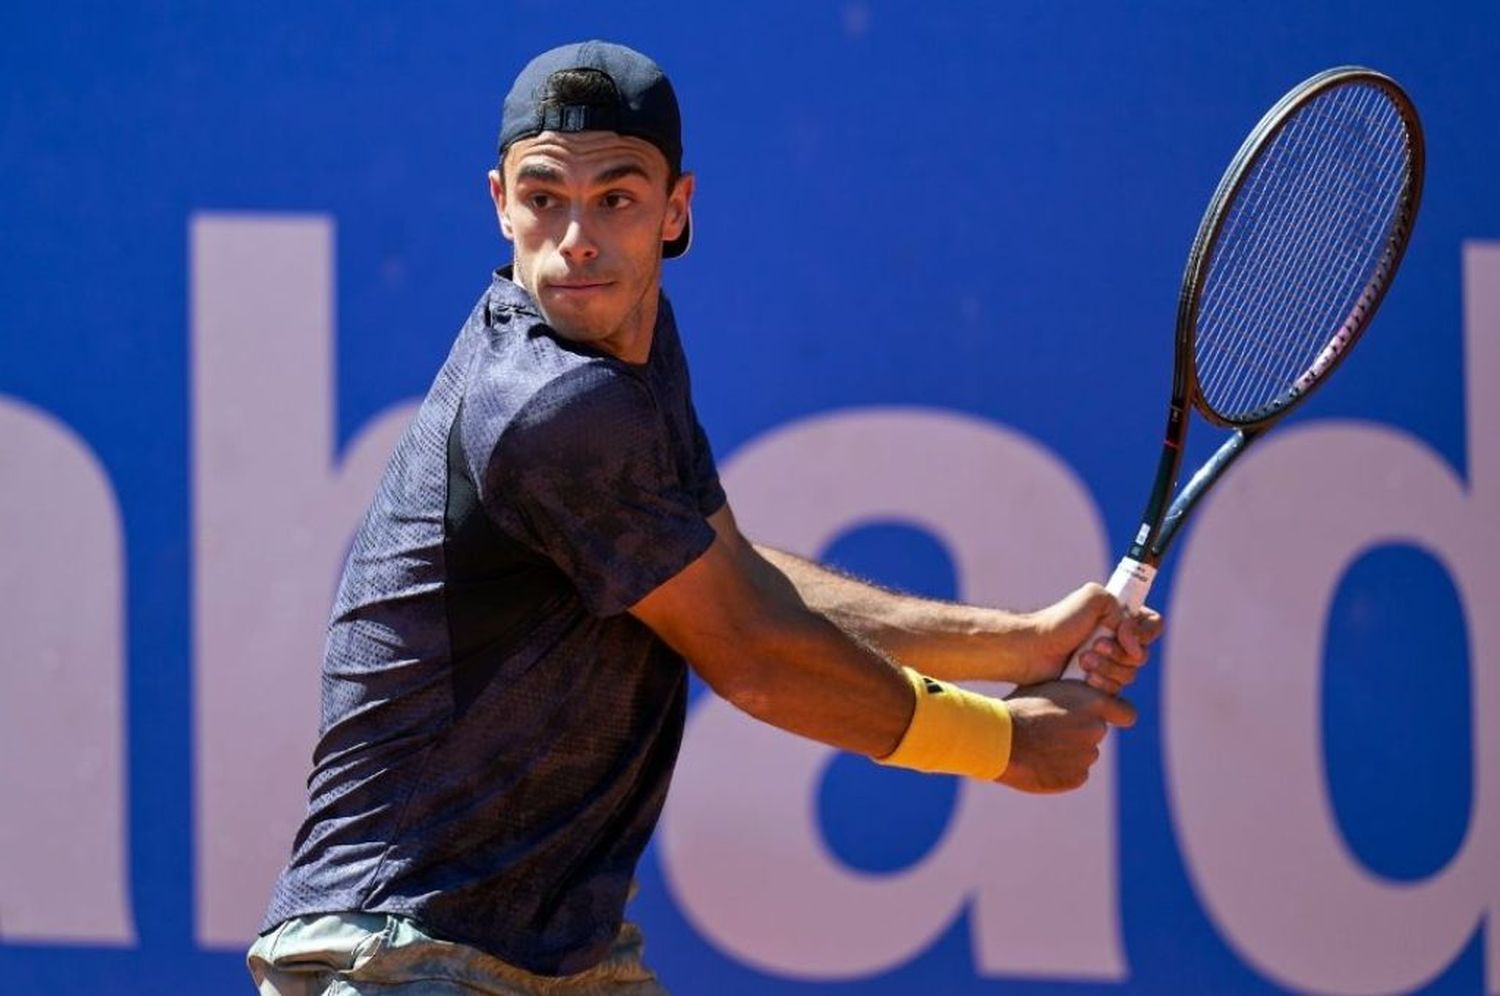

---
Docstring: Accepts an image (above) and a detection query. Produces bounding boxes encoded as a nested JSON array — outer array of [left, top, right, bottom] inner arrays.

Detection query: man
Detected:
[[248, 40, 1162, 995]]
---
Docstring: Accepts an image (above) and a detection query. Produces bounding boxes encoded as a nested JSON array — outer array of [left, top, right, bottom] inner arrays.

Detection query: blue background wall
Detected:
[[3, 2, 1497, 992]]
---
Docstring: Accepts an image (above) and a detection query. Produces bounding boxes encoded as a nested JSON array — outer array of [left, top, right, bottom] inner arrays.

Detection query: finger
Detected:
[[1113, 620, 1145, 661], [1084, 670, 1123, 696], [1132, 608, 1164, 645], [1099, 694, 1139, 728], [1083, 655, 1139, 692], [1078, 648, 1128, 677], [1090, 636, 1145, 667]]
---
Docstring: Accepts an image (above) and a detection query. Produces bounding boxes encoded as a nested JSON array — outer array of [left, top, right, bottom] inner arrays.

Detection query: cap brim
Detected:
[[663, 206, 692, 259]]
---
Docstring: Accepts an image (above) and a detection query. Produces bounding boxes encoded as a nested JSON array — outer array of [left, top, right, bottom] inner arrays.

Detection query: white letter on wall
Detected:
[[1165, 242, 1500, 994], [0, 398, 133, 943], [191, 214, 417, 945], [660, 408, 1126, 980]]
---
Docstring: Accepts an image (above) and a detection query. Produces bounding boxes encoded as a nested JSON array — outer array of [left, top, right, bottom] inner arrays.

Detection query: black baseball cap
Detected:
[[498, 41, 691, 259]]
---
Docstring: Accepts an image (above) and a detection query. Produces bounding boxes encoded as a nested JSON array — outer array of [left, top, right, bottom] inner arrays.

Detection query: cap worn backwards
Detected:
[[498, 40, 691, 258]]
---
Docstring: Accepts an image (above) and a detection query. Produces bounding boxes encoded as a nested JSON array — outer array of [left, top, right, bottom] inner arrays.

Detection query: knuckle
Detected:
[[1082, 583, 1113, 609]]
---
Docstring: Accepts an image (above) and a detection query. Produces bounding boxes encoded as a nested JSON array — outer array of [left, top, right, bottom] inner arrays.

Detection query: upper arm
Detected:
[[630, 504, 916, 756], [628, 502, 809, 697], [628, 501, 771, 646]]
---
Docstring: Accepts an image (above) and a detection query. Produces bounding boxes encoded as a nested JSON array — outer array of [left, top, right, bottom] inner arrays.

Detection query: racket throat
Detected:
[[1127, 402, 1191, 562], [1153, 428, 1257, 556]]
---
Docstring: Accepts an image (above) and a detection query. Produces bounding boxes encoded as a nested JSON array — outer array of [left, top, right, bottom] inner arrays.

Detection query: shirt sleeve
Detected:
[[471, 364, 717, 617], [688, 411, 727, 518]]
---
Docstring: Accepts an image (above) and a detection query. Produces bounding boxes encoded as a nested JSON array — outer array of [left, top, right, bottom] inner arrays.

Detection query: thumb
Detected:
[[1065, 582, 1119, 630]]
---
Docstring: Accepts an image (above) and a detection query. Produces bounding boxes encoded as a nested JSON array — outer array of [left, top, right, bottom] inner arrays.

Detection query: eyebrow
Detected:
[[514, 163, 566, 185], [512, 161, 652, 187], [592, 163, 652, 186]]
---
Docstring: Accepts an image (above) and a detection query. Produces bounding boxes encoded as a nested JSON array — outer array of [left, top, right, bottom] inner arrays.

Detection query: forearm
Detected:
[[754, 544, 1040, 683], [714, 559, 1012, 782], [729, 598, 917, 758], [633, 533, 916, 758]]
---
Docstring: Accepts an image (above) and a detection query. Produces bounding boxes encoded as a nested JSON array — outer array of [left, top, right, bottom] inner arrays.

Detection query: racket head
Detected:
[[1178, 67, 1425, 429]]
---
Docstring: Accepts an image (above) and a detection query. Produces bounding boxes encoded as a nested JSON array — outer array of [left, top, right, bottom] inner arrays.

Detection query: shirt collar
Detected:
[[484, 265, 677, 370], [486, 265, 541, 322]]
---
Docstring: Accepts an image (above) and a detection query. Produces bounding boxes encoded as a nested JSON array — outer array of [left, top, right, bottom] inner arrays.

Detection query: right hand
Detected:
[[995, 680, 1138, 793]]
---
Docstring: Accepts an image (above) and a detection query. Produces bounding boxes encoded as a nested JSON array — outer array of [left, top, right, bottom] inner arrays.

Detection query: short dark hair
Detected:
[[496, 68, 681, 188], [545, 67, 621, 108]]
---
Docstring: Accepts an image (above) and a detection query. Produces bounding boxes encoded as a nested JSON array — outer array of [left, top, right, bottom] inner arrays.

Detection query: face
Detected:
[[490, 131, 692, 363]]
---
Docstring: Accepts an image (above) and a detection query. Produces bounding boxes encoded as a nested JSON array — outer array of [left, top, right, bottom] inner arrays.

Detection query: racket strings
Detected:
[[1246, 94, 1407, 400], [1198, 85, 1408, 417], [1194, 102, 1351, 395], [1217, 98, 1403, 407], [1192, 100, 1354, 403], [1192, 82, 1413, 423], [1198, 85, 1403, 411], [1197, 85, 1395, 402]]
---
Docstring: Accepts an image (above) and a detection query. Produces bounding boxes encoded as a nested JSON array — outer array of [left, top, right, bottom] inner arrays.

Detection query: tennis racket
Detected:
[[1064, 66, 1425, 681]]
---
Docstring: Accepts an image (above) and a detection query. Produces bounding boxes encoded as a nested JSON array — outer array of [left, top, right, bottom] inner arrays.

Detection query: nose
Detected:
[[557, 210, 598, 263]]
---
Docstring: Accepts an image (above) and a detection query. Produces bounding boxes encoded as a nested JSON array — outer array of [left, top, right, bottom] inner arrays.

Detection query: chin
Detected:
[[540, 308, 617, 345]]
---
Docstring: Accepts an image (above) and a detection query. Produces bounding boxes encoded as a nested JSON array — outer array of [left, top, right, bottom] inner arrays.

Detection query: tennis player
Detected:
[[247, 40, 1162, 995]]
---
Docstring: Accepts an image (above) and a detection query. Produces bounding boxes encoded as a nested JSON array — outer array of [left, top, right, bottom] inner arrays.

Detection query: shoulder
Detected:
[[506, 363, 657, 459], [460, 355, 659, 478]]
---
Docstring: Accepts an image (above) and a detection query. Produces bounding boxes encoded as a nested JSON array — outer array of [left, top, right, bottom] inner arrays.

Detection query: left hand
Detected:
[[1019, 583, 1163, 693]]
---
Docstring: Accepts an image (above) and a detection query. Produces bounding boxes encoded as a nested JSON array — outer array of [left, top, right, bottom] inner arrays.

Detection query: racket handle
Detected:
[[1060, 557, 1157, 682]]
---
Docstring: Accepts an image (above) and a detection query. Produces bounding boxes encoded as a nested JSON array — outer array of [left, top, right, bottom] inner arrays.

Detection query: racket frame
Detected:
[[1124, 66, 1425, 570]]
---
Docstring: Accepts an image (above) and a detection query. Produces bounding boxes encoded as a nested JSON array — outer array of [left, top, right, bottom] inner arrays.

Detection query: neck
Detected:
[[603, 287, 660, 366]]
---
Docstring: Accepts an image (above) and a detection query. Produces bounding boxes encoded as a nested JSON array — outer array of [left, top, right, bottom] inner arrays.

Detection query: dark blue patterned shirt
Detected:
[[262, 268, 725, 976]]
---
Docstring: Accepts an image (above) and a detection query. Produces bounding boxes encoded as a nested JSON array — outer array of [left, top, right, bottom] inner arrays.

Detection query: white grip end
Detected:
[[1061, 557, 1157, 682]]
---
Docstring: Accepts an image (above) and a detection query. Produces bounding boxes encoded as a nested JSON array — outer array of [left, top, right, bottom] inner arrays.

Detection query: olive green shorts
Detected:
[[247, 913, 668, 995]]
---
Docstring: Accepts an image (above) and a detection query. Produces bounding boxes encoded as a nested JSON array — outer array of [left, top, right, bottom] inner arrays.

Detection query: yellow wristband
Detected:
[[875, 668, 1012, 780]]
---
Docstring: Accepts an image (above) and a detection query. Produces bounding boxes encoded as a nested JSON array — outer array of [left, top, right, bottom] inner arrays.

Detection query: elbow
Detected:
[[690, 617, 808, 723], [700, 644, 780, 722], [716, 672, 778, 722]]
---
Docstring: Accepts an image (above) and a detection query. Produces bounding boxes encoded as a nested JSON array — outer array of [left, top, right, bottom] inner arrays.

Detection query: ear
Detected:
[[488, 169, 514, 242], [663, 171, 695, 244]]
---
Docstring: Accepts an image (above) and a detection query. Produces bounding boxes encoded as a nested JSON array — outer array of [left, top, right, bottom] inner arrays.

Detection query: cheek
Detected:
[[508, 209, 549, 246], [508, 218, 567, 274], [611, 208, 668, 261]]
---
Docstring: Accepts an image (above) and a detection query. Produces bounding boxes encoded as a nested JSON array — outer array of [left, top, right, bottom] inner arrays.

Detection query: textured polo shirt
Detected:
[[262, 268, 725, 976]]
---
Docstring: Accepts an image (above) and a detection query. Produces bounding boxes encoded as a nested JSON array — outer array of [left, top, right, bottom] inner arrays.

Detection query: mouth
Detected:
[[543, 280, 614, 298]]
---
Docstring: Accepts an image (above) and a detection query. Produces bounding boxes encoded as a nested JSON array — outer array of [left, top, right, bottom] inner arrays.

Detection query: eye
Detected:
[[603, 191, 635, 210], [526, 192, 557, 211]]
